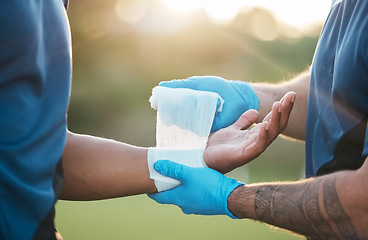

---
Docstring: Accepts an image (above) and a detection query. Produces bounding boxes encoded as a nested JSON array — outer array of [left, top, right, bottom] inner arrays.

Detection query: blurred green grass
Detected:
[[56, 194, 303, 240]]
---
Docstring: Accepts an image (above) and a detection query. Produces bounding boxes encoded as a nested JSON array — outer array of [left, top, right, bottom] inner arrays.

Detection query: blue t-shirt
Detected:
[[306, 0, 368, 177], [0, 0, 71, 239]]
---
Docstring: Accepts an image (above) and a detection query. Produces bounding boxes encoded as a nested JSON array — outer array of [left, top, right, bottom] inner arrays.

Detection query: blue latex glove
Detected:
[[159, 76, 259, 132], [148, 160, 244, 219]]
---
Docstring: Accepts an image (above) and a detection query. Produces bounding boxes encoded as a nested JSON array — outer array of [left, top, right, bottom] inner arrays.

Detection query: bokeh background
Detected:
[[55, 0, 329, 239]]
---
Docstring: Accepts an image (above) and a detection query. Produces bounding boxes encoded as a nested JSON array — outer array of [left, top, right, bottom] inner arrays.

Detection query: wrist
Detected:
[[227, 184, 256, 219], [227, 185, 244, 218]]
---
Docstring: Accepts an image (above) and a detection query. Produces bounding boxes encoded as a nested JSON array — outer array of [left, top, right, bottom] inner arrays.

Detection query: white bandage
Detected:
[[148, 86, 223, 192]]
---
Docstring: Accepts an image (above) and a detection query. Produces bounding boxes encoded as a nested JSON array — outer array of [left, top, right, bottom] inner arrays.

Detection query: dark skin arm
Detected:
[[228, 157, 368, 239], [60, 132, 156, 200]]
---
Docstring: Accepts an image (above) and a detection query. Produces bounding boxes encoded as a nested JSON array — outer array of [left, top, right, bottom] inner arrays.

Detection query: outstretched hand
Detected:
[[204, 91, 296, 173]]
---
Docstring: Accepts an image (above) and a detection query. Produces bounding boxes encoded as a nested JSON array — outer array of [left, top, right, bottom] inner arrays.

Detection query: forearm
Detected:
[[251, 70, 310, 140], [60, 131, 156, 200], [228, 160, 368, 239]]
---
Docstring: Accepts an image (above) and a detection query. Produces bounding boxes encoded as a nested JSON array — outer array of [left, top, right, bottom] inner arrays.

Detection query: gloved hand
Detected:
[[148, 160, 244, 219], [159, 76, 259, 132]]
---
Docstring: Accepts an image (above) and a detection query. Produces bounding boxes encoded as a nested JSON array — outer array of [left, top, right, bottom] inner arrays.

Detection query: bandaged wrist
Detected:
[[148, 148, 207, 192], [148, 86, 222, 192]]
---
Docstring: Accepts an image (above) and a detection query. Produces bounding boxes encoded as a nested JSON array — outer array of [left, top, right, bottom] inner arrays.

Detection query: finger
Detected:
[[279, 91, 296, 104], [154, 160, 187, 182], [279, 92, 296, 129], [268, 101, 282, 132], [255, 122, 270, 149], [266, 92, 296, 138], [148, 190, 176, 205], [241, 122, 269, 159], [228, 109, 259, 130], [159, 79, 192, 89], [257, 101, 282, 142], [262, 99, 281, 123], [262, 111, 272, 123]]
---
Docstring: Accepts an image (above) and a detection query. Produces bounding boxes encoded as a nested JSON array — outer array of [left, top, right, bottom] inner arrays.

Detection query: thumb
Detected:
[[154, 160, 187, 182], [147, 190, 176, 205], [228, 109, 259, 130]]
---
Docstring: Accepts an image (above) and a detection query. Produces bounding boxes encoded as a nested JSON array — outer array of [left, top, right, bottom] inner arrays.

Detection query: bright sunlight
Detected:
[[160, 0, 331, 27]]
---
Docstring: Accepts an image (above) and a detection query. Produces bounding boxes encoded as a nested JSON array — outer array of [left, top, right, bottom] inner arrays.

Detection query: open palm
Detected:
[[204, 92, 296, 174]]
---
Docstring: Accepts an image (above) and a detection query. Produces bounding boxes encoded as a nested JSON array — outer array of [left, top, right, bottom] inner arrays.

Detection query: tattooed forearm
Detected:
[[254, 176, 358, 239], [254, 183, 329, 239], [322, 179, 358, 239], [302, 179, 335, 238]]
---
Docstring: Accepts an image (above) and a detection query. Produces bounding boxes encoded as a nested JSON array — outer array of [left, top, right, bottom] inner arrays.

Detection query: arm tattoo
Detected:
[[254, 177, 358, 239], [323, 179, 357, 238]]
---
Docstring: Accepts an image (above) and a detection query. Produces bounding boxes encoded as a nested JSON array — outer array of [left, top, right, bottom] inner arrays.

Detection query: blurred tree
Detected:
[[65, 0, 319, 143]]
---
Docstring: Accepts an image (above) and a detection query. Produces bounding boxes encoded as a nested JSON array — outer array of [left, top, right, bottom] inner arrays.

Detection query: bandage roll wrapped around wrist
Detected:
[[148, 86, 223, 192]]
